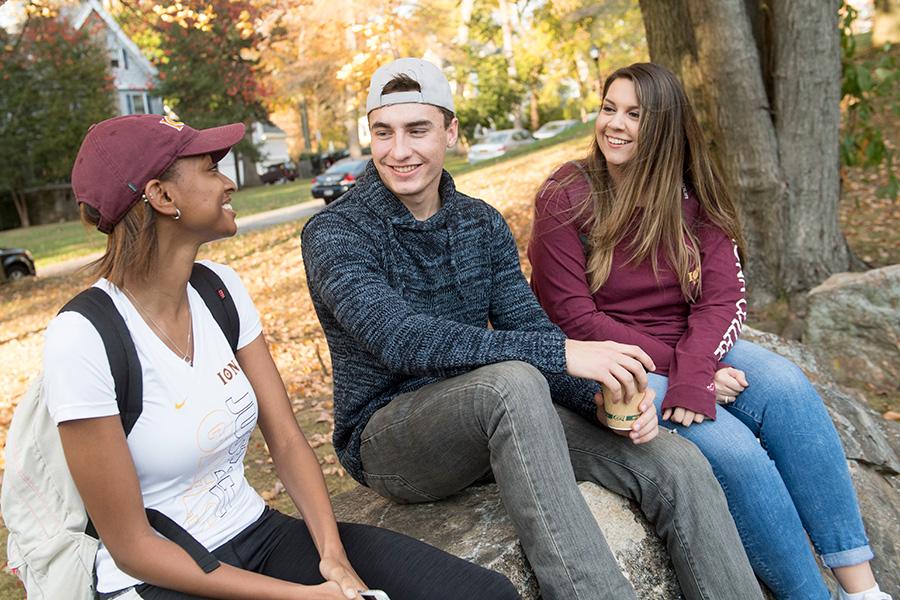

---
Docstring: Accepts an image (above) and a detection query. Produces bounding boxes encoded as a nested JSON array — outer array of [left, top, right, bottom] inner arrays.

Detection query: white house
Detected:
[[252, 122, 291, 170], [73, 0, 164, 117], [70, 1, 291, 188]]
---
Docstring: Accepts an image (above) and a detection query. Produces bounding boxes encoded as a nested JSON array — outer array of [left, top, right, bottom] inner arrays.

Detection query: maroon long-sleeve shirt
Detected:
[[528, 162, 747, 418]]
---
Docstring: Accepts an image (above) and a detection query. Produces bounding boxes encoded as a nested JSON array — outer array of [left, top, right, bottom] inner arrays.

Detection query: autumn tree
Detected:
[[118, 0, 270, 185], [639, 0, 857, 303], [0, 9, 116, 227]]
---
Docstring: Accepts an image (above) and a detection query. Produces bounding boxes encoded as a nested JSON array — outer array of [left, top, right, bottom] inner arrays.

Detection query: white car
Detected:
[[533, 119, 578, 140], [467, 129, 534, 163]]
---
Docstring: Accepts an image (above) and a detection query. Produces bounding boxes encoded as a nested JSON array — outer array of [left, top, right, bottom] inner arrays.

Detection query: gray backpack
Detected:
[[1, 263, 238, 598]]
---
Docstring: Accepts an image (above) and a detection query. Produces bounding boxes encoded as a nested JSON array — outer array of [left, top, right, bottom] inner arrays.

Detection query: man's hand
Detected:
[[596, 388, 659, 444], [320, 553, 366, 599], [565, 339, 655, 402], [714, 367, 748, 404]]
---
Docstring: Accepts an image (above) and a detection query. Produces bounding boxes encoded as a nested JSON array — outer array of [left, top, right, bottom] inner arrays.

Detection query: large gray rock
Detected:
[[333, 328, 899, 598], [333, 481, 684, 599], [804, 264, 900, 396], [743, 328, 900, 596]]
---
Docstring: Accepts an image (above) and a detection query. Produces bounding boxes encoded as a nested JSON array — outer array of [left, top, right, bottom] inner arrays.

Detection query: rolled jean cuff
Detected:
[[821, 545, 874, 568]]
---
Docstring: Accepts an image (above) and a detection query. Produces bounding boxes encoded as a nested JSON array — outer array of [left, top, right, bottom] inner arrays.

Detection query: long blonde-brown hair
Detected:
[[574, 62, 745, 301]]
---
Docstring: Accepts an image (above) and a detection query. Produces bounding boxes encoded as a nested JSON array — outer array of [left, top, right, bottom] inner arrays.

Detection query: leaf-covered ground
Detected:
[[0, 130, 895, 596]]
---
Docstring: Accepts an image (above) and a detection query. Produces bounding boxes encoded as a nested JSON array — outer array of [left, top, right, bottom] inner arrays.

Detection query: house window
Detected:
[[126, 93, 148, 115], [110, 50, 119, 69], [122, 48, 129, 70]]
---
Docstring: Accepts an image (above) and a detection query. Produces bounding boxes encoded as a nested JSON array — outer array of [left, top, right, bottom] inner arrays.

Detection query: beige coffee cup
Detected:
[[603, 388, 645, 431]]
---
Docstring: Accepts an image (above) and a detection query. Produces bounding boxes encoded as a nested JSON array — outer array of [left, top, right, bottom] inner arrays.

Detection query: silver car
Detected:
[[467, 129, 534, 163], [533, 119, 578, 140]]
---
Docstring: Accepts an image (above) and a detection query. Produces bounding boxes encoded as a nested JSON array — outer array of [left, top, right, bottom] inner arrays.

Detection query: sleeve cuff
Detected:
[[538, 330, 568, 373], [661, 383, 717, 419]]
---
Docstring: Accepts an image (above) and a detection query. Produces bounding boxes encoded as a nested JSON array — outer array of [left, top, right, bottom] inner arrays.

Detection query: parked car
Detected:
[[311, 158, 369, 204], [1, 247, 36, 282], [259, 162, 298, 185], [533, 119, 578, 140], [467, 129, 534, 163]]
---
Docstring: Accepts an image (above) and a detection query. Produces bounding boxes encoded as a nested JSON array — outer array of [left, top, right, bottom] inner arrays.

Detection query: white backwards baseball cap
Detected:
[[366, 58, 455, 115]]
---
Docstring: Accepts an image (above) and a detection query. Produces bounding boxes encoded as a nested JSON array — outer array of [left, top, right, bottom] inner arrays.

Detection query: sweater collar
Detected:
[[358, 160, 459, 228]]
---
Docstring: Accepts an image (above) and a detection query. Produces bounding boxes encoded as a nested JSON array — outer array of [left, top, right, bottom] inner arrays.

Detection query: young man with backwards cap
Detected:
[[301, 58, 763, 600]]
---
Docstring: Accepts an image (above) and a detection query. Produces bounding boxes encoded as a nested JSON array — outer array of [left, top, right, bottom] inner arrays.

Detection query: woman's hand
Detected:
[[714, 367, 748, 404], [303, 581, 362, 600], [319, 553, 366, 599], [662, 407, 705, 427], [596, 388, 659, 444]]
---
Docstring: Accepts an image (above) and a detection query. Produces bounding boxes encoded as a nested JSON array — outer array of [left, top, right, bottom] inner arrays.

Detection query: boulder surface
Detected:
[[804, 264, 900, 397]]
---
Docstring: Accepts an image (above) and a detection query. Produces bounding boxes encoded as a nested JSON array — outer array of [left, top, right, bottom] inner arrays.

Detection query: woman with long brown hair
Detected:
[[528, 63, 889, 600], [32, 114, 520, 600]]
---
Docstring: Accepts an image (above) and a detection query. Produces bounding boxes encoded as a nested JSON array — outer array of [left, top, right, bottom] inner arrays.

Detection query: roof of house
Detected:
[[72, 0, 157, 77]]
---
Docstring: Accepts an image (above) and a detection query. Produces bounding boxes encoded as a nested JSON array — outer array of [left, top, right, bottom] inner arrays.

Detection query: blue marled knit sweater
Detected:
[[301, 161, 598, 484]]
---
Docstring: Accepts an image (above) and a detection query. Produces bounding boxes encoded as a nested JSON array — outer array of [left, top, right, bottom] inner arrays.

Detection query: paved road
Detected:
[[39, 198, 325, 279]]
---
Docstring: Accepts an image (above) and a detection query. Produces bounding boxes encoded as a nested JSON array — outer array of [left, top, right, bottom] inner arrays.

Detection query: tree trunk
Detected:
[[455, 0, 475, 97], [639, 0, 853, 304], [771, 0, 849, 292], [573, 55, 590, 120], [344, 3, 363, 159], [498, 0, 522, 129], [241, 152, 262, 187], [11, 189, 30, 228], [299, 97, 312, 153], [529, 87, 540, 131], [346, 106, 363, 159]]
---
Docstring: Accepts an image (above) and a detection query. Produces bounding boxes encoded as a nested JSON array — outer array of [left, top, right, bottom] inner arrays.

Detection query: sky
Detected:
[[0, 1, 25, 32]]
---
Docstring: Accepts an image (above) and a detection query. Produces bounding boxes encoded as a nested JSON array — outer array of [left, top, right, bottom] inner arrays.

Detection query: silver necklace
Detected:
[[122, 287, 193, 364]]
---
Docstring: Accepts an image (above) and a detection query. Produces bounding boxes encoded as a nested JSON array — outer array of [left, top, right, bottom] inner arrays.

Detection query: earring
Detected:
[[173, 207, 181, 221], [142, 193, 149, 203]]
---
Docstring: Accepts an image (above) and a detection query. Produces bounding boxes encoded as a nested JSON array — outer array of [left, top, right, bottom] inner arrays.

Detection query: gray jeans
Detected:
[[359, 361, 762, 600]]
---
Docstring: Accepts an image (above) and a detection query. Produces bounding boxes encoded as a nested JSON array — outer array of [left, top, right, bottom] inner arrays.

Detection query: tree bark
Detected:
[[241, 152, 262, 187], [11, 189, 30, 228], [455, 0, 475, 97], [639, 0, 853, 303], [299, 97, 312, 153], [344, 2, 363, 159], [771, 0, 850, 292], [529, 87, 540, 131], [498, 0, 523, 129]]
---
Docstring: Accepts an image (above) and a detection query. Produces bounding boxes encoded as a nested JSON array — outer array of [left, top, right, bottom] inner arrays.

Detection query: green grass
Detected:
[[0, 180, 313, 269], [0, 126, 591, 270]]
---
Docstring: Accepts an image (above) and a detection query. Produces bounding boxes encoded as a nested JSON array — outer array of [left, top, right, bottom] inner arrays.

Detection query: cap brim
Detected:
[[179, 122, 246, 163]]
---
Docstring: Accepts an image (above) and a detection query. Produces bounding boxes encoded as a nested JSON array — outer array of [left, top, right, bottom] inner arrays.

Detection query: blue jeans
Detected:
[[649, 339, 872, 600]]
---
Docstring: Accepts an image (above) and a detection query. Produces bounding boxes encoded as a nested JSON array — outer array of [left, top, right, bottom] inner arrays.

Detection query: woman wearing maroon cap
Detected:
[[528, 64, 889, 600], [44, 115, 520, 600]]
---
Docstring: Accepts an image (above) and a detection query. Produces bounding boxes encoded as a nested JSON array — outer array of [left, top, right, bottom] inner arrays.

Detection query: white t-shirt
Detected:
[[42, 260, 266, 593]]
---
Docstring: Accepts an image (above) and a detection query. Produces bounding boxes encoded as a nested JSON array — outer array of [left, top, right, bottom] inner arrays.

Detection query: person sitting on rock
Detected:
[[46, 114, 520, 600], [528, 62, 891, 600], [301, 57, 764, 600]]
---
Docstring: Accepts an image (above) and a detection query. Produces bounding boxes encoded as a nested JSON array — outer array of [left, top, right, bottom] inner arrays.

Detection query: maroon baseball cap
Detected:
[[71, 114, 245, 233]]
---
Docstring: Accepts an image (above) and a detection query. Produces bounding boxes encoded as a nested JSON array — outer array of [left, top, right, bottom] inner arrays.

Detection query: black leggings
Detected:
[[129, 508, 520, 600]]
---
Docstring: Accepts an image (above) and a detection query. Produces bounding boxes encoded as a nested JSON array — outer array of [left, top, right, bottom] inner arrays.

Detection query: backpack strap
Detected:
[[58, 287, 221, 574], [59, 289, 143, 437], [146, 509, 220, 573], [190, 263, 240, 353]]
